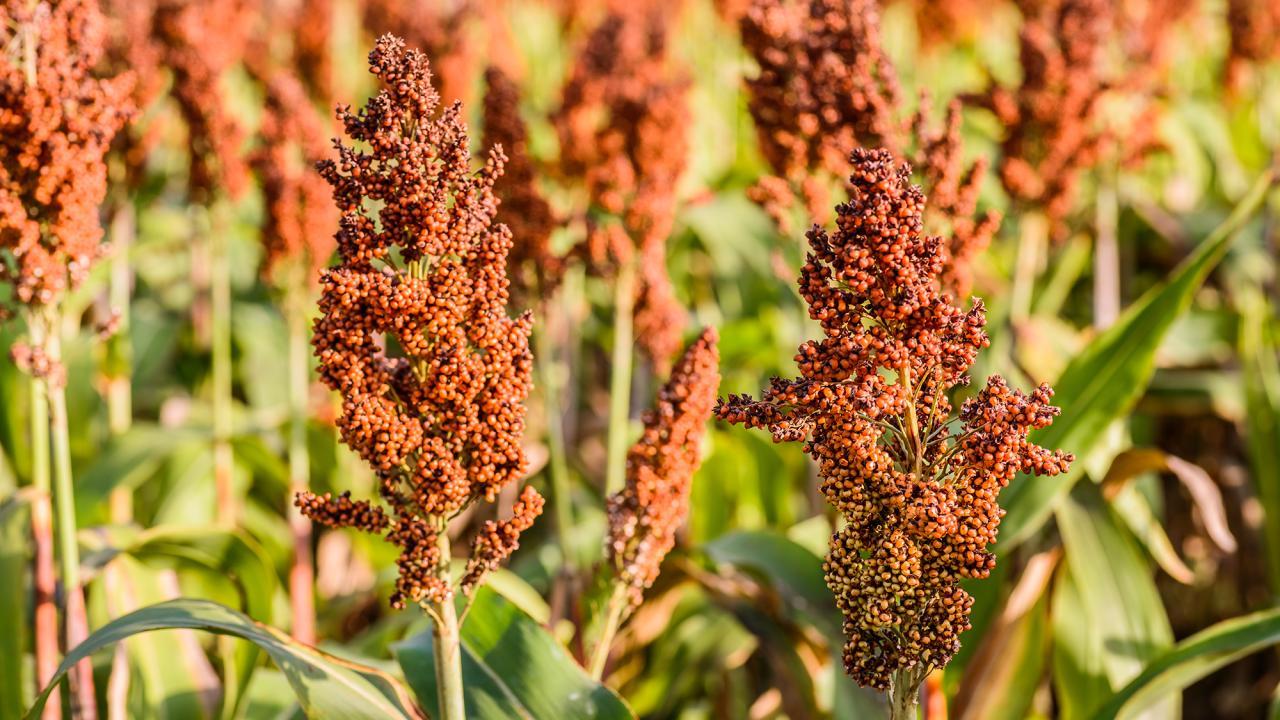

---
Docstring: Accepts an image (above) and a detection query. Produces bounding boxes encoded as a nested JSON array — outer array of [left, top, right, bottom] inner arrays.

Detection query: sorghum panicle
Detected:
[[1226, 0, 1280, 88], [911, 100, 1000, 299], [152, 0, 253, 200], [969, 0, 1112, 231], [716, 149, 1072, 688], [250, 71, 337, 286], [607, 328, 720, 608], [0, 0, 133, 308], [482, 66, 561, 302], [290, 0, 335, 104], [741, 0, 903, 227], [555, 8, 691, 370], [361, 0, 476, 104], [296, 35, 542, 609]]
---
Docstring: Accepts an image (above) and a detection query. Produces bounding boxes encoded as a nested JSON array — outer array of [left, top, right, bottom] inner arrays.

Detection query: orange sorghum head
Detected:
[[911, 100, 1001, 299], [969, 0, 1111, 232], [741, 0, 903, 191], [0, 0, 133, 308], [715, 149, 1071, 689], [482, 66, 561, 303], [152, 0, 252, 202], [555, 8, 691, 371], [607, 328, 720, 608], [250, 71, 338, 288], [295, 35, 542, 610], [361, 0, 476, 105]]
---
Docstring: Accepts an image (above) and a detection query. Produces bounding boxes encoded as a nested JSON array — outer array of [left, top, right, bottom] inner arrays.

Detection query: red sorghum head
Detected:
[[296, 35, 542, 609], [607, 328, 720, 608], [482, 66, 561, 303], [555, 8, 691, 370], [250, 70, 338, 288], [716, 149, 1071, 688], [0, 0, 133, 308], [152, 0, 252, 201], [968, 0, 1112, 232]]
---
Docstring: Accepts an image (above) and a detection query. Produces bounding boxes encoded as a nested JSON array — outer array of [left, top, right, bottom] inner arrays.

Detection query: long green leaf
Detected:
[[1240, 284, 1280, 592], [394, 587, 633, 719], [25, 599, 423, 720], [1000, 169, 1275, 547], [1051, 483, 1174, 719], [0, 491, 33, 718], [1095, 608, 1280, 719]]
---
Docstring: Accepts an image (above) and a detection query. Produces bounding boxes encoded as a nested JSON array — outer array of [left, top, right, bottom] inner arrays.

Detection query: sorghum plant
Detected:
[[590, 328, 720, 678], [294, 35, 543, 720], [0, 0, 131, 713], [716, 149, 1072, 717]]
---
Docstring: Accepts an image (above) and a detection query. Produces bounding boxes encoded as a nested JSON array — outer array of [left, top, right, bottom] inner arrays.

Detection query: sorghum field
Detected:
[[3, 0, 1280, 718]]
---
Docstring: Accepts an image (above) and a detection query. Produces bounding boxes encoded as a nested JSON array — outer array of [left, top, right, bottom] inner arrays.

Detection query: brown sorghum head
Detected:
[[968, 0, 1112, 232], [482, 66, 561, 303], [0, 0, 133, 307], [1226, 0, 1280, 89], [152, 0, 252, 202], [607, 328, 720, 609], [716, 149, 1071, 689], [911, 100, 1000, 299], [291, 0, 335, 104], [740, 0, 904, 226], [250, 70, 337, 288], [361, 0, 476, 105], [555, 8, 691, 370], [102, 0, 165, 190], [296, 35, 542, 610]]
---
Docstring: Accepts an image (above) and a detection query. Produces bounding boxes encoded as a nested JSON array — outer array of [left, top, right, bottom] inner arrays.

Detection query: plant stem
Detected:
[[45, 311, 97, 718], [209, 203, 235, 525], [1010, 211, 1047, 325], [1093, 161, 1120, 330], [604, 260, 637, 496], [286, 278, 316, 645], [429, 524, 465, 720], [534, 302, 574, 568], [889, 668, 922, 720], [27, 315, 59, 720], [107, 200, 134, 522], [587, 585, 627, 681]]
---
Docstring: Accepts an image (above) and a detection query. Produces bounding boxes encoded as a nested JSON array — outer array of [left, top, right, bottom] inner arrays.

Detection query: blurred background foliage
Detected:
[[5, 0, 1280, 718]]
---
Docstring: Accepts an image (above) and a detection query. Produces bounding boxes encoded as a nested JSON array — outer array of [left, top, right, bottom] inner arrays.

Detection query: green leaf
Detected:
[[999, 168, 1275, 547], [0, 491, 33, 718], [1095, 607, 1280, 720], [1051, 483, 1174, 719], [703, 531, 888, 719], [1240, 284, 1280, 593], [394, 587, 633, 719], [26, 599, 423, 720]]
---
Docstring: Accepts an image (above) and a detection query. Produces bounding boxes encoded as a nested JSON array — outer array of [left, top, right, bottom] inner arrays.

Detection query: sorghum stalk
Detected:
[[889, 668, 923, 720], [210, 203, 236, 525], [1093, 159, 1121, 329], [429, 526, 465, 720], [285, 274, 315, 644], [26, 320, 57, 720], [533, 303, 574, 566], [587, 585, 627, 681], [106, 199, 134, 522], [605, 259, 637, 496], [1011, 211, 1048, 324]]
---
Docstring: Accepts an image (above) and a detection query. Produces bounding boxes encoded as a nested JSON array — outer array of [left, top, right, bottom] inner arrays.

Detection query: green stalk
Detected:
[[1094, 161, 1121, 330], [888, 668, 921, 720], [27, 314, 59, 719], [107, 200, 134, 522], [534, 302, 574, 567], [286, 276, 316, 644], [44, 311, 97, 717], [1010, 211, 1048, 325], [209, 203, 235, 525], [587, 584, 627, 681], [428, 523, 465, 720], [604, 260, 637, 496]]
